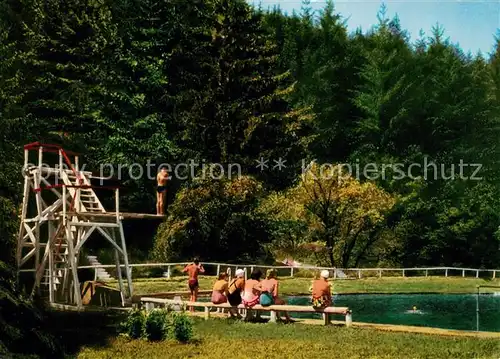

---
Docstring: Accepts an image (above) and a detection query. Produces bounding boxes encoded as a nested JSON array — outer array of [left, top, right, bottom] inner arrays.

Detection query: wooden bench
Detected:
[[131, 290, 212, 303], [140, 297, 352, 326]]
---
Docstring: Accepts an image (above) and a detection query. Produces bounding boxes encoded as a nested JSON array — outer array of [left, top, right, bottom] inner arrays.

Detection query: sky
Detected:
[[249, 0, 500, 57]]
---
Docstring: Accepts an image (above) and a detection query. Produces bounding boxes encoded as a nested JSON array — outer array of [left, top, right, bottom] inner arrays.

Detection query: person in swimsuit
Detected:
[[156, 167, 169, 215], [260, 269, 293, 322], [242, 269, 263, 321], [311, 270, 332, 308], [183, 258, 205, 312], [211, 272, 229, 304], [227, 269, 245, 318]]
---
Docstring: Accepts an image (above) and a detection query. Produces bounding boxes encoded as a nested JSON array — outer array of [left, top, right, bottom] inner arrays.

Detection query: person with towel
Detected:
[[311, 270, 332, 308]]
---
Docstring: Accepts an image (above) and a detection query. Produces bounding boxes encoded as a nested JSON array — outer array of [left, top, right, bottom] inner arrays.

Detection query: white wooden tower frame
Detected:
[[16, 142, 134, 308]]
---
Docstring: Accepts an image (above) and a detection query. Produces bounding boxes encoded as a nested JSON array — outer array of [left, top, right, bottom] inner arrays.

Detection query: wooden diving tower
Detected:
[[16, 142, 163, 308]]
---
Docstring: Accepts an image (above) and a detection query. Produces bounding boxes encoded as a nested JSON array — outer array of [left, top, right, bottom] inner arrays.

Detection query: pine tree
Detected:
[[172, 0, 313, 189], [351, 8, 414, 161], [490, 31, 500, 103], [306, 0, 360, 161], [5, 0, 119, 151], [0, 0, 35, 260], [97, 0, 182, 165]]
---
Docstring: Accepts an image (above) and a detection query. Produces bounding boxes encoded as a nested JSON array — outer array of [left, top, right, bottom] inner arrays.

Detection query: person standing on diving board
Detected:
[[156, 166, 169, 215]]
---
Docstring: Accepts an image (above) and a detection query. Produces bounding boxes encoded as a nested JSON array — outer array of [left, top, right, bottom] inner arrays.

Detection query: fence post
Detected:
[[334, 269, 337, 280], [402, 269, 405, 277], [216, 264, 220, 276], [167, 265, 171, 279], [290, 267, 294, 277], [462, 270, 465, 277], [476, 270, 479, 278], [445, 269, 448, 277], [378, 269, 382, 278], [476, 285, 480, 332], [425, 269, 428, 277], [358, 269, 361, 279], [493, 271, 496, 279], [250, 266, 254, 274]]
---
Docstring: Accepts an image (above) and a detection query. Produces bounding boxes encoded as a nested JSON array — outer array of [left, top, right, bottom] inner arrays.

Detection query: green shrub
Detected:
[[120, 307, 193, 343], [145, 309, 170, 341], [120, 309, 146, 339], [170, 312, 193, 343]]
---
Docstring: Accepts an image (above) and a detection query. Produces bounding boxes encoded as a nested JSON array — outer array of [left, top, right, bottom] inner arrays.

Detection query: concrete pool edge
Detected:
[[332, 320, 500, 338], [187, 312, 500, 338]]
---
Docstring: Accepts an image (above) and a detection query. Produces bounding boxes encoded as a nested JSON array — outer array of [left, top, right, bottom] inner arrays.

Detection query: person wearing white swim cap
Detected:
[[311, 270, 332, 308], [226, 269, 245, 319]]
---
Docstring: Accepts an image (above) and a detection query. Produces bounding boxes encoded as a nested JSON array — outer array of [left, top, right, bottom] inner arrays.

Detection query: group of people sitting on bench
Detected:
[[210, 267, 333, 322]]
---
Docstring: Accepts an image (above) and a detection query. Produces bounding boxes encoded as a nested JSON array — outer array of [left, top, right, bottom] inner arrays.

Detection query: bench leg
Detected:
[[245, 309, 252, 320], [270, 311, 277, 323], [322, 313, 330, 325], [204, 307, 210, 320], [345, 311, 352, 327]]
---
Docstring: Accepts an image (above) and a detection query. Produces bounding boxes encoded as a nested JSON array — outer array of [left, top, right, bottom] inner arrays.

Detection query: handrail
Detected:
[[19, 264, 500, 280], [25, 143, 122, 190], [32, 184, 121, 192], [25, 142, 81, 183], [29, 166, 120, 182], [24, 142, 80, 156], [74, 263, 500, 272]]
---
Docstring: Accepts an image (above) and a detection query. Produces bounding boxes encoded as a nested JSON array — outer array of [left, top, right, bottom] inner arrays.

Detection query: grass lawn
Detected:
[[77, 317, 500, 359], [127, 276, 500, 296]]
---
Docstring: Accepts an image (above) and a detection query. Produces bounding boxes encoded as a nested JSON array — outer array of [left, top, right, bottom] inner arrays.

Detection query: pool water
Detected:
[[199, 293, 500, 332], [286, 294, 500, 332]]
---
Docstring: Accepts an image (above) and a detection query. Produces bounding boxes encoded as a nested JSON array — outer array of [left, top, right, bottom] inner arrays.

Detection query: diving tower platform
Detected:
[[16, 142, 163, 308]]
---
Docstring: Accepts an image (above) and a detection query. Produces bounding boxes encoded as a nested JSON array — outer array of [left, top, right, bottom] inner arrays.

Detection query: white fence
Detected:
[[75, 262, 500, 280]]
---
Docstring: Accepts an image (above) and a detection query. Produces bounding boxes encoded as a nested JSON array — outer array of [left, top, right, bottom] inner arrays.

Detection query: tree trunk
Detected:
[[327, 245, 335, 267], [353, 227, 381, 267]]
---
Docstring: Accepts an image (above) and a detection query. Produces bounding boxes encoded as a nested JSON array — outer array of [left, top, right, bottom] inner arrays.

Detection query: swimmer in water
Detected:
[[412, 305, 417, 312]]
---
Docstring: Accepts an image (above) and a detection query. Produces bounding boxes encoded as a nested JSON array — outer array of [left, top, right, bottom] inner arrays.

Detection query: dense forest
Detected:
[[2, 0, 500, 269], [2, 0, 500, 355]]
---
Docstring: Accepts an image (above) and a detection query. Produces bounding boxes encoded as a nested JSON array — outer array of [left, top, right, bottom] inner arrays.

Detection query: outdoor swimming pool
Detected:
[[286, 293, 500, 332], [196, 292, 500, 332], [198, 293, 500, 332]]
